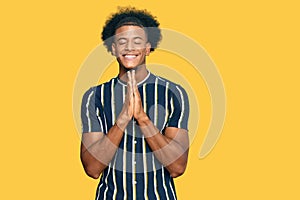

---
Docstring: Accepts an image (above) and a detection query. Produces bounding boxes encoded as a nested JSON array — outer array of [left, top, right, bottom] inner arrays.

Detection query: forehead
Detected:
[[114, 25, 147, 39]]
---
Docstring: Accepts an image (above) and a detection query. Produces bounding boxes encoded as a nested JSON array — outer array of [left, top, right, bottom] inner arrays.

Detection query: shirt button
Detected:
[[134, 161, 136, 165], [134, 140, 137, 144], [134, 181, 137, 184]]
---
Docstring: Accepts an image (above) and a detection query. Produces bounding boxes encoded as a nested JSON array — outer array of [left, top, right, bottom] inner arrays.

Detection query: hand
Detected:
[[116, 70, 148, 130], [130, 70, 147, 121], [116, 71, 134, 129]]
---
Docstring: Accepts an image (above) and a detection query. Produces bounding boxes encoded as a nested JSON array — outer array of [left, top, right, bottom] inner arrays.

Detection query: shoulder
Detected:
[[150, 73, 188, 95], [83, 77, 117, 95], [82, 77, 118, 103]]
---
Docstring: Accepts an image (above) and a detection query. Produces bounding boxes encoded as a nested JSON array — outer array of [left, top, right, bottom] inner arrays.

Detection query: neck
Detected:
[[118, 64, 149, 83]]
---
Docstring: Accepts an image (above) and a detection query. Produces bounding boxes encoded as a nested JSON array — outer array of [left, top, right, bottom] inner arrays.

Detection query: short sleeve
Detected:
[[81, 87, 103, 133], [167, 85, 190, 130]]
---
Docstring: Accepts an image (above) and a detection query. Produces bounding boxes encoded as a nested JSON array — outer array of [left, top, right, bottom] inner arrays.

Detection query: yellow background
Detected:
[[1, 0, 299, 199]]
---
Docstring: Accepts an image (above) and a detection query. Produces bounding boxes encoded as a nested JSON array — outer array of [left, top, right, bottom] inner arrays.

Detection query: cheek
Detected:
[[113, 45, 123, 54]]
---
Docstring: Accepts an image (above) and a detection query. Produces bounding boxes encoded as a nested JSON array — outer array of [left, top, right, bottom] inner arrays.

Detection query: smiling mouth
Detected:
[[123, 54, 138, 59]]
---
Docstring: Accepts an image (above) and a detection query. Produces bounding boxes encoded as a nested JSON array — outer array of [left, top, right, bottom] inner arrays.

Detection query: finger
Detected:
[[127, 71, 132, 91], [131, 70, 139, 95], [127, 71, 132, 84], [127, 71, 134, 99], [131, 70, 136, 87]]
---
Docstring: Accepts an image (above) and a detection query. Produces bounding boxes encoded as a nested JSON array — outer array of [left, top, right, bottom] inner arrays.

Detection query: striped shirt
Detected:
[[81, 72, 189, 200]]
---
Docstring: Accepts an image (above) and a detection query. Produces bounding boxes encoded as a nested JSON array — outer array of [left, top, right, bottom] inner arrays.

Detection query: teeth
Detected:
[[124, 55, 136, 58]]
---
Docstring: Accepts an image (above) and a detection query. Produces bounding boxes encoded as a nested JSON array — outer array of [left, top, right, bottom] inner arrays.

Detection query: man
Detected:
[[80, 7, 190, 200]]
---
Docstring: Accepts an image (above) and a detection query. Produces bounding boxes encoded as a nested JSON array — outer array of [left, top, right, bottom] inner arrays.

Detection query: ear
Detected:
[[145, 42, 151, 56], [111, 43, 116, 56]]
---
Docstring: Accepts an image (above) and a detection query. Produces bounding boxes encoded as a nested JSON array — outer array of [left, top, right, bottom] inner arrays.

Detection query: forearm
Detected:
[[145, 132, 188, 178], [138, 117, 189, 177], [81, 117, 130, 178]]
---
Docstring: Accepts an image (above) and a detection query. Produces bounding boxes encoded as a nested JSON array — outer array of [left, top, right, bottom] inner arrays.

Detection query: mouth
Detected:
[[122, 54, 139, 60]]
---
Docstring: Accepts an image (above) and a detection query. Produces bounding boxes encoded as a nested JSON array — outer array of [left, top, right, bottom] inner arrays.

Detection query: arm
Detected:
[[130, 71, 189, 178], [80, 77, 134, 179], [80, 120, 126, 179], [138, 118, 189, 178]]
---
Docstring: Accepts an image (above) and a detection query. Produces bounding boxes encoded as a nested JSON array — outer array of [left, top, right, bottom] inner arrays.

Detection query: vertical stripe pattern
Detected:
[[85, 90, 94, 132], [81, 73, 189, 200]]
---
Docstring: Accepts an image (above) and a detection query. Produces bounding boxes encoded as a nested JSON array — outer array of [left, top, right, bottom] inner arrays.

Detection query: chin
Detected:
[[122, 65, 137, 70], [122, 63, 142, 70]]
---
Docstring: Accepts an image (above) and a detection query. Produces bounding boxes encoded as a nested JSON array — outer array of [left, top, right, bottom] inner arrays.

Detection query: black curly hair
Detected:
[[101, 7, 162, 53]]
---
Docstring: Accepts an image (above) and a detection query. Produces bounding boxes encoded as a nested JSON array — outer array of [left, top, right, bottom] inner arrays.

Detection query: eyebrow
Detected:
[[133, 36, 143, 40], [116, 36, 144, 41]]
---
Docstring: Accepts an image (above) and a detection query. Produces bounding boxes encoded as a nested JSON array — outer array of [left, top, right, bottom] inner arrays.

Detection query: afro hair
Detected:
[[101, 7, 162, 53]]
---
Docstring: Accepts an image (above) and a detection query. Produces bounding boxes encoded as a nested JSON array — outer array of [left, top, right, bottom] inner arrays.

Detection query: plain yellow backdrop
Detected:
[[1, 0, 299, 199]]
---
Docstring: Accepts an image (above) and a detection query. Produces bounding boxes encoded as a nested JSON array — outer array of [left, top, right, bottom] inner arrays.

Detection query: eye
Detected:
[[134, 38, 143, 45], [117, 39, 127, 45]]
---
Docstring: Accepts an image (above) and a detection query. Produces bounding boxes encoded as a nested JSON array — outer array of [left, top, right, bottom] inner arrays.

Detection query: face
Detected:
[[112, 25, 151, 70]]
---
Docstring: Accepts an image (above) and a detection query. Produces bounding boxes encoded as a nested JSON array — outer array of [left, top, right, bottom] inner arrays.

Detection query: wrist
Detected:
[[116, 115, 131, 131], [139, 121, 159, 138], [135, 113, 150, 126]]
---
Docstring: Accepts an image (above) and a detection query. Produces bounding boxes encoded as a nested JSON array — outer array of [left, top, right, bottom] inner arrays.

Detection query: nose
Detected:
[[125, 41, 135, 51]]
